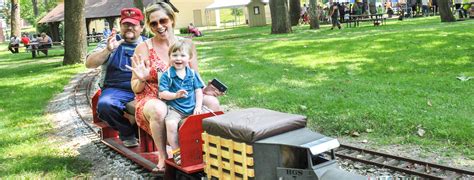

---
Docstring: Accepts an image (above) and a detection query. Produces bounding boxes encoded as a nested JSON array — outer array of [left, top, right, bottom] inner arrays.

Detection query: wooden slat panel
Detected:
[[202, 132, 255, 179]]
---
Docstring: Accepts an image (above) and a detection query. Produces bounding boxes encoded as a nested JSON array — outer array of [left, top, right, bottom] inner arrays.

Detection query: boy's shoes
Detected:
[[123, 138, 139, 148], [172, 148, 181, 165]]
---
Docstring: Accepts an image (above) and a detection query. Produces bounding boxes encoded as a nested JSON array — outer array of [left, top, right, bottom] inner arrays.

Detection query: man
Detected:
[[8, 35, 20, 54], [85, 8, 146, 147]]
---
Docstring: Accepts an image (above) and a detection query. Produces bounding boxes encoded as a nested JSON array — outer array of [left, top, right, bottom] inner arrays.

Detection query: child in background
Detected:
[[158, 39, 204, 165]]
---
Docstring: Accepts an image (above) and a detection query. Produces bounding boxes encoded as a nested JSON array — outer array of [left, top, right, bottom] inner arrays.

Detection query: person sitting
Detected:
[[38, 32, 52, 56], [129, 3, 222, 173], [187, 23, 202, 37], [158, 39, 204, 165], [85, 7, 147, 148], [8, 35, 20, 54], [21, 34, 30, 48]]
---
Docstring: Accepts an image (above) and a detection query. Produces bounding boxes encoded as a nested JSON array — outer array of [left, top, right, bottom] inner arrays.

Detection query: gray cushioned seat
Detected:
[[202, 108, 306, 144]]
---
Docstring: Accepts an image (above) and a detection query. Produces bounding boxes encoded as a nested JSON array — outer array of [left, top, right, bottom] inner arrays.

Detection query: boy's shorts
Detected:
[[166, 106, 207, 128]]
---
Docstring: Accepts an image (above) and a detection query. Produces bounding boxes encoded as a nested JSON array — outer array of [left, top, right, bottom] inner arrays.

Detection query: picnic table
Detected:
[[26, 42, 63, 58], [87, 34, 103, 46], [346, 13, 386, 28]]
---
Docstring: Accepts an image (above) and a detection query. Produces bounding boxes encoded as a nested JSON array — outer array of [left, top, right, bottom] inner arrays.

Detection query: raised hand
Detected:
[[126, 54, 150, 82], [175, 89, 188, 99], [106, 28, 124, 52]]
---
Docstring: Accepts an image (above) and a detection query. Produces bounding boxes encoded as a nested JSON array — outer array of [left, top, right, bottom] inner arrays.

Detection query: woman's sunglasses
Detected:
[[150, 18, 170, 27]]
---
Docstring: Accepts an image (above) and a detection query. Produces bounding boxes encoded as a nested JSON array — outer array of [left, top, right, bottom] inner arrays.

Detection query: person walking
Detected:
[[329, 3, 342, 30]]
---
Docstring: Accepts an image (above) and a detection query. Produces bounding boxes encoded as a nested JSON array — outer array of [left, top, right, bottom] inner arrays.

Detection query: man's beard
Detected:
[[122, 31, 138, 42]]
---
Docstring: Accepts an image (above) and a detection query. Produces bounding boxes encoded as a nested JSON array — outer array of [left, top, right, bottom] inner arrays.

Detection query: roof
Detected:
[[38, 0, 155, 24], [205, 0, 269, 10]]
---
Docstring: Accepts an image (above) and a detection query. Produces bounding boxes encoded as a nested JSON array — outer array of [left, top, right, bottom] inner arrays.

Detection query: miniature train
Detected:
[[91, 89, 366, 180]]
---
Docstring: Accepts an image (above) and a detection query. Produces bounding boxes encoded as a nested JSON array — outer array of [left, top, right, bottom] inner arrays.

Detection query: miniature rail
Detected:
[[72, 70, 473, 179], [336, 144, 474, 179]]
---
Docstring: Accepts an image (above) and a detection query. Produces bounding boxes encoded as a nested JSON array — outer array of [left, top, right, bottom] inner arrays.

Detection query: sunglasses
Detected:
[[150, 18, 170, 27]]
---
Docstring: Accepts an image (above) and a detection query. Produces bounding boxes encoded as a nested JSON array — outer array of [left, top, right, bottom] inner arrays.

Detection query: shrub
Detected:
[[179, 27, 189, 34]]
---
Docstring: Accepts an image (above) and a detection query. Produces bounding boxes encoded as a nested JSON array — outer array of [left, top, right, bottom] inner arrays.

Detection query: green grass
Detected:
[[195, 17, 473, 156], [0, 17, 472, 178], [0, 45, 89, 178]]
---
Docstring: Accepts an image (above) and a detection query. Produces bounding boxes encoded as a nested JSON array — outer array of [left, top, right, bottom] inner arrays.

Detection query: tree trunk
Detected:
[[438, 0, 455, 22], [309, 0, 320, 29], [269, 0, 292, 34], [289, 0, 301, 26], [32, 0, 38, 17], [10, 0, 20, 37], [63, 0, 86, 65]]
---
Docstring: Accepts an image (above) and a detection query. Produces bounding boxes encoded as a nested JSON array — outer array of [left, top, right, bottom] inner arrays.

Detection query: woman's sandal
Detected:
[[172, 148, 181, 165]]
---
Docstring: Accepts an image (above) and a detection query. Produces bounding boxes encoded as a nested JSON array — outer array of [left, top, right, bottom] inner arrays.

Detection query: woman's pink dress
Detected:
[[135, 39, 168, 135]]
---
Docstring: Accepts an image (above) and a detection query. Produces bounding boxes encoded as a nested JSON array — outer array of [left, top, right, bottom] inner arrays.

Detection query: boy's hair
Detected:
[[169, 39, 194, 59]]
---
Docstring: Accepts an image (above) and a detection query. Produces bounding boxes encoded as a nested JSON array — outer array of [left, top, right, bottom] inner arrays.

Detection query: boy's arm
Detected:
[[159, 90, 188, 100], [193, 88, 203, 115]]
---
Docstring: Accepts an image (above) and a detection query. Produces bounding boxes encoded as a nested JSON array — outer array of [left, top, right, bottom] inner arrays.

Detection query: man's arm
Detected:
[[86, 32, 123, 68], [85, 44, 112, 68]]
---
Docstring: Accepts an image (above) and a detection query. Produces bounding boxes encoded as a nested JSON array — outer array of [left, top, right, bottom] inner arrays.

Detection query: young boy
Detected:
[[158, 39, 204, 165]]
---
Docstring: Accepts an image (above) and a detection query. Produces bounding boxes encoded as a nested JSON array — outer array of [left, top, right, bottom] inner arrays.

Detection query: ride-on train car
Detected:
[[91, 90, 365, 179]]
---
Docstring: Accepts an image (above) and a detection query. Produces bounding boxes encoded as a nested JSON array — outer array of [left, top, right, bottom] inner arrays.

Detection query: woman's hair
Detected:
[[145, 2, 176, 28], [168, 39, 194, 59]]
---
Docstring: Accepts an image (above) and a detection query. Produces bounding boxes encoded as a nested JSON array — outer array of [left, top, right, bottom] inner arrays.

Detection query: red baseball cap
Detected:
[[120, 8, 144, 25]]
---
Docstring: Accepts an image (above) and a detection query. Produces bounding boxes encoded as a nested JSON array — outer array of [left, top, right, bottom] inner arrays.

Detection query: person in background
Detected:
[[421, 0, 429, 16], [85, 8, 147, 148], [103, 26, 112, 39], [329, 2, 342, 30], [38, 32, 53, 56], [21, 34, 31, 48], [8, 35, 20, 54], [187, 23, 202, 37]]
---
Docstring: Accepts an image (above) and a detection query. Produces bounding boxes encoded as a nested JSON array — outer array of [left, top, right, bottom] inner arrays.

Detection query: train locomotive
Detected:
[[91, 90, 366, 180]]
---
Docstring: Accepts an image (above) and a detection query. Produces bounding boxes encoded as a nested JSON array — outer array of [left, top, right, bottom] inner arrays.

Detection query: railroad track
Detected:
[[336, 144, 474, 179], [71, 70, 473, 179]]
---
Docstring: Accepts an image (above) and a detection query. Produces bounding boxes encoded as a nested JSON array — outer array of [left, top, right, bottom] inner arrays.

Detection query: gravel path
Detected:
[[46, 70, 157, 179]]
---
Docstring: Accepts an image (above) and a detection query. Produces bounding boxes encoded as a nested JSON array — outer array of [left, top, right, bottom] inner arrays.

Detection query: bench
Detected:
[[346, 14, 386, 27]]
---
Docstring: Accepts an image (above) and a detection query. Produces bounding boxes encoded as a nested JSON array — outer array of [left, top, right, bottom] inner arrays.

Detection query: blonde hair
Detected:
[[169, 39, 194, 59], [145, 2, 176, 28]]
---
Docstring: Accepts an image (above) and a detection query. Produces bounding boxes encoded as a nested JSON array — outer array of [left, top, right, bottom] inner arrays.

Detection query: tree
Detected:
[[289, 0, 301, 26], [19, 0, 56, 27], [32, 0, 38, 17], [438, 0, 455, 22], [63, 0, 86, 65], [308, 0, 320, 29], [269, 0, 292, 34], [133, 0, 146, 35], [1, 1, 11, 28], [231, 8, 243, 24], [10, 0, 21, 37]]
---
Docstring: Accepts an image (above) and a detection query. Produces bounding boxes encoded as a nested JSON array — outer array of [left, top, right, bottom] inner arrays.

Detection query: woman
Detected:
[[127, 2, 221, 172]]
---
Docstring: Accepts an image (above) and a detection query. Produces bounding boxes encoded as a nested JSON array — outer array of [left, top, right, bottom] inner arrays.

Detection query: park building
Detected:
[[37, 0, 271, 42]]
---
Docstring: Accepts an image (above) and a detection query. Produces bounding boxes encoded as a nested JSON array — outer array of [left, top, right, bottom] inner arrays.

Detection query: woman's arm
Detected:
[[189, 43, 199, 72], [193, 88, 203, 115], [130, 43, 150, 94]]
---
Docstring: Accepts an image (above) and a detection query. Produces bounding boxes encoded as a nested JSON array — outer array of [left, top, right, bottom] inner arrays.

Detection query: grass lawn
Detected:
[[0, 45, 89, 178], [195, 17, 473, 157], [0, 17, 471, 178]]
